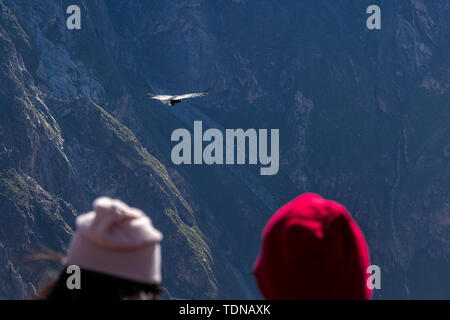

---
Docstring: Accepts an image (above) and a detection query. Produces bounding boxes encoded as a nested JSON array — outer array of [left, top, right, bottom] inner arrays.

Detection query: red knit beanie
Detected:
[[253, 193, 372, 300]]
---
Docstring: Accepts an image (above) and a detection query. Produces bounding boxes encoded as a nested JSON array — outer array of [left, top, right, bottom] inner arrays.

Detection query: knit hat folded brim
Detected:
[[64, 197, 163, 285]]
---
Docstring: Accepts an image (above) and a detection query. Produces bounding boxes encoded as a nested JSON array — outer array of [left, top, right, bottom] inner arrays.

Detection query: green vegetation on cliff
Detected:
[[91, 101, 217, 297], [0, 168, 32, 211]]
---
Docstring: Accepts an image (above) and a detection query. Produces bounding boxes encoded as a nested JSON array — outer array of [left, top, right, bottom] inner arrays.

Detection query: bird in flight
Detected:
[[146, 89, 209, 106]]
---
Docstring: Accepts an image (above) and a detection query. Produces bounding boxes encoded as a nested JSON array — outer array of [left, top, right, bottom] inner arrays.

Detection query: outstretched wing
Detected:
[[172, 89, 209, 100], [146, 94, 174, 101]]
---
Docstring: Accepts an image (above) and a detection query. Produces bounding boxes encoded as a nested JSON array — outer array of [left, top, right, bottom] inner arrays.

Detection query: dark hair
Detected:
[[41, 266, 161, 300]]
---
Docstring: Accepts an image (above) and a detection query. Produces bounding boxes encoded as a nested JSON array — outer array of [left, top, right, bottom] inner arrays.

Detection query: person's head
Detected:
[[253, 193, 372, 300], [42, 197, 163, 300]]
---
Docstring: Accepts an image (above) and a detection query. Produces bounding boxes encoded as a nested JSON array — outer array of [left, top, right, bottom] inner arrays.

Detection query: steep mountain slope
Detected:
[[0, 0, 449, 299], [0, 0, 218, 299], [101, 0, 450, 299]]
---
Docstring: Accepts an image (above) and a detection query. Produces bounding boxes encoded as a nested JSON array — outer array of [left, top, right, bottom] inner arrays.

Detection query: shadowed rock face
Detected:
[[0, 0, 449, 299]]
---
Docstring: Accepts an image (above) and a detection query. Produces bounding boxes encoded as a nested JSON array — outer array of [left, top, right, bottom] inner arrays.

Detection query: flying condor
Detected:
[[146, 89, 209, 106]]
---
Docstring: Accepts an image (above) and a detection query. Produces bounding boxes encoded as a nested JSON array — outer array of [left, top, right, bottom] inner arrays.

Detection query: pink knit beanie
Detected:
[[64, 197, 163, 284]]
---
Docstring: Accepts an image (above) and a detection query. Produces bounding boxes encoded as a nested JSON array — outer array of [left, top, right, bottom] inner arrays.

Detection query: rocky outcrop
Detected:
[[0, 0, 218, 299]]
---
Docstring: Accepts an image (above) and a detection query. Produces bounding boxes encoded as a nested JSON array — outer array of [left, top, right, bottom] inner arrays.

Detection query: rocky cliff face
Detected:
[[0, 0, 449, 299], [0, 0, 219, 299]]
